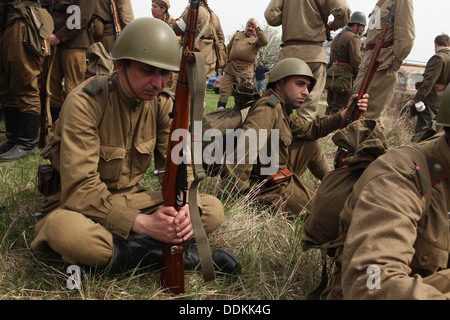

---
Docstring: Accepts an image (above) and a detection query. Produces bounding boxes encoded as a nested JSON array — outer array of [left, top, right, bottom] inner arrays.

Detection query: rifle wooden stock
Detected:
[[160, 0, 200, 295], [110, 0, 122, 39], [334, 3, 395, 169]]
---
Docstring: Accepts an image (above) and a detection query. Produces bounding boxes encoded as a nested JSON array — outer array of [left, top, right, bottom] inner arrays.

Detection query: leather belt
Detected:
[[365, 41, 394, 50], [230, 59, 253, 65], [53, 11, 71, 19], [332, 61, 351, 66], [281, 40, 324, 47]]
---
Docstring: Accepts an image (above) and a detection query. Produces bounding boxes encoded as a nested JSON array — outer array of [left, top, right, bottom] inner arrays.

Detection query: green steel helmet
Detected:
[[110, 17, 180, 71], [435, 84, 450, 126], [349, 11, 367, 26], [267, 58, 316, 90]]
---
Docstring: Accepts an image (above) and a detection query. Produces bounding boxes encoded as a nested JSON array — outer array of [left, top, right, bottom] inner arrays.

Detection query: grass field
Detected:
[[0, 88, 414, 301]]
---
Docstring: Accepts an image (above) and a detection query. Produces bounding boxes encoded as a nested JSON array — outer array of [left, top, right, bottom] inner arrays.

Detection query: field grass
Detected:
[[0, 89, 414, 301]]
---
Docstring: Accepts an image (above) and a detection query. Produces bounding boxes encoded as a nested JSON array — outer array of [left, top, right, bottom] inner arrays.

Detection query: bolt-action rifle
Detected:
[[110, 0, 122, 39], [159, 0, 200, 295], [334, 3, 396, 169]]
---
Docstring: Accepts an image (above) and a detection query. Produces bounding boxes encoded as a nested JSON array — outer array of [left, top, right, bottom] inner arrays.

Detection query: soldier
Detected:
[[221, 58, 368, 216], [151, 0, 172, 25], [216, 18, 268, 110], [48, 0, 95, 122], [351, 0, 415, 121], [408, 34, 450, 142], [92, 0, 134, 53], [264, 0, 351, 121], [322, 85, 450, 299], [0, 0, 53, 162], [325, 11, 366, 115], [173, 0, 225, 85], [31, 18, 240, 274]]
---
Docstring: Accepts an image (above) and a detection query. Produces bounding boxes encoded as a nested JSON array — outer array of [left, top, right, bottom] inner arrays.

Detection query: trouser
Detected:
[[218, 71, 252, 107], [326, 89, 351, 115], [412, 103, 441, 142], [352, 67, 397, 120], [49, 47, 87, 120], [31, 190, 224, 268], [0, 19, 42, 114]]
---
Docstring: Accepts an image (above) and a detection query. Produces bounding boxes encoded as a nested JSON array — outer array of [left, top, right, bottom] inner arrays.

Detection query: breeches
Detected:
[[31, 190, 224, 268], [0, 19, 42, 114]]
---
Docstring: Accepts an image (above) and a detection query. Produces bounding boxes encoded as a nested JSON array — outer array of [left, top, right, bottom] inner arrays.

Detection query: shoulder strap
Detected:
[[195, 11, 210, 45]]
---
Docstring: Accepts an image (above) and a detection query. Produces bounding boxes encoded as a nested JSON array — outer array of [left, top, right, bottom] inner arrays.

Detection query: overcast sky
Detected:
[[131, 0, 449, 63]]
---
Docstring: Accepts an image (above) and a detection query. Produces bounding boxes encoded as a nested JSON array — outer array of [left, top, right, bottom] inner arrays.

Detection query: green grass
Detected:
[[0, 90, 414, 300]]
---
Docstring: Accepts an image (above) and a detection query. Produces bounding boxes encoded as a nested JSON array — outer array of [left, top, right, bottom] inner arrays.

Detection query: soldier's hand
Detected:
[[341, 93, 369, 119], [131, 205, 193, 244]]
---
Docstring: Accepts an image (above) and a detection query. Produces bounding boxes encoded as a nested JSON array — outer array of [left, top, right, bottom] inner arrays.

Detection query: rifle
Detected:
[[110, 0, 122, 39], [160, 0, 200, 295], [334, 3, 395, 169]]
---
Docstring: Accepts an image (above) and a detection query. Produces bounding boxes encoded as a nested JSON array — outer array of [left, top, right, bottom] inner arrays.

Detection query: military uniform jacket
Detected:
[[174, 3, 225, 65], [93, 0, 134, 37], [414, 48, 450, 106], [223, 29, 268, 78], [264, 0, 350, 63], [223, 90, 343, 192], [330, 26, 362, 76], [362, 0, 415, 71], [331, 134, 450, 299], [43, 72, 172, 238], [52, 0, 95, 48]]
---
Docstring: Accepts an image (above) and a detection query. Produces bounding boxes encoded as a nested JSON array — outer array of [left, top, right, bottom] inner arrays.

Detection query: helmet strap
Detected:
[[120, 61, 144, 102]]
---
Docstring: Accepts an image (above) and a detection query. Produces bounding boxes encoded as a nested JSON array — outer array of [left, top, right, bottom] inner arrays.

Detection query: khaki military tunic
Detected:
[[31, 72, 224, 267], [351, 0, 415, 120], [92, 0, 134, 53], [222, 90, 342, 215], [174, 3, 225, 82], [412, 48, 450, 142], [264, 0, 350, 121], [323, 134, 450, 299], [218, 28, 268, 105]]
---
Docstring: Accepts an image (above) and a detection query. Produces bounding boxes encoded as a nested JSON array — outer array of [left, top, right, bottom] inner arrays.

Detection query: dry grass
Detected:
[[0, 92, 415, 300]]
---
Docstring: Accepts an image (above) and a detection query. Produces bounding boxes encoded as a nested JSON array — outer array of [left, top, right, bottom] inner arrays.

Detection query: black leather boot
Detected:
[[109, 234, 164, 273], [216, 101, 227, 110], [0, 107, 19, 154], [184, 243, 241, 275], [0, 112, 40, 162]]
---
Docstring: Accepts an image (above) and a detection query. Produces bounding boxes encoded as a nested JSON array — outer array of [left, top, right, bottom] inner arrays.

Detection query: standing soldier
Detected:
[[48, 0, 95, 122], [92, 0, 134, 53], [351, 0, 415, 121], [264, 0, 351, 121], [173, 0, 225, 86], [0, 1, 53, 162], [216, 18, 268, 110], [408, 34, 450, 142], [325, 11, 366, 115]]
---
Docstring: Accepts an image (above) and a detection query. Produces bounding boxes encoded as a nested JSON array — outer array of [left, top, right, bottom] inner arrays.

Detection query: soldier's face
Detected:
[[279, 75, 310, 109], [118, 60, 170, 101]]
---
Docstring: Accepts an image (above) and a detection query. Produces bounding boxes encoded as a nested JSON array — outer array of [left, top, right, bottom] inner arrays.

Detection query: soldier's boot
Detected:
[[0, 112, 40, 162], [216, 101, 227, 110], [0, 107, 20, 154], [109, 234, 241, 275]]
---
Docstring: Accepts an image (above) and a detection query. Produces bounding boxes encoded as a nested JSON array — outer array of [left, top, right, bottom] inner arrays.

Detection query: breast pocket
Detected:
[[133, 138, 156, 177], [98, 145, 126, 181]]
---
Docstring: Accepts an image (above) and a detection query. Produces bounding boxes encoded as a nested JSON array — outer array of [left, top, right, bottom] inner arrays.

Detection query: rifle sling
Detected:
[[186, 51, 215, 282]]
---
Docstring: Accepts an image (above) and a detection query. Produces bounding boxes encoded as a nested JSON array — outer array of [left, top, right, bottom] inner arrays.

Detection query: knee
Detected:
[[198, 194, 224, 234]]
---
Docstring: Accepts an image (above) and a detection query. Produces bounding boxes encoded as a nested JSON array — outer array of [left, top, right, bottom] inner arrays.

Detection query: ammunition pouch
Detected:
[[267, 168, 293, 187], [38, 164, 60, 197]]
